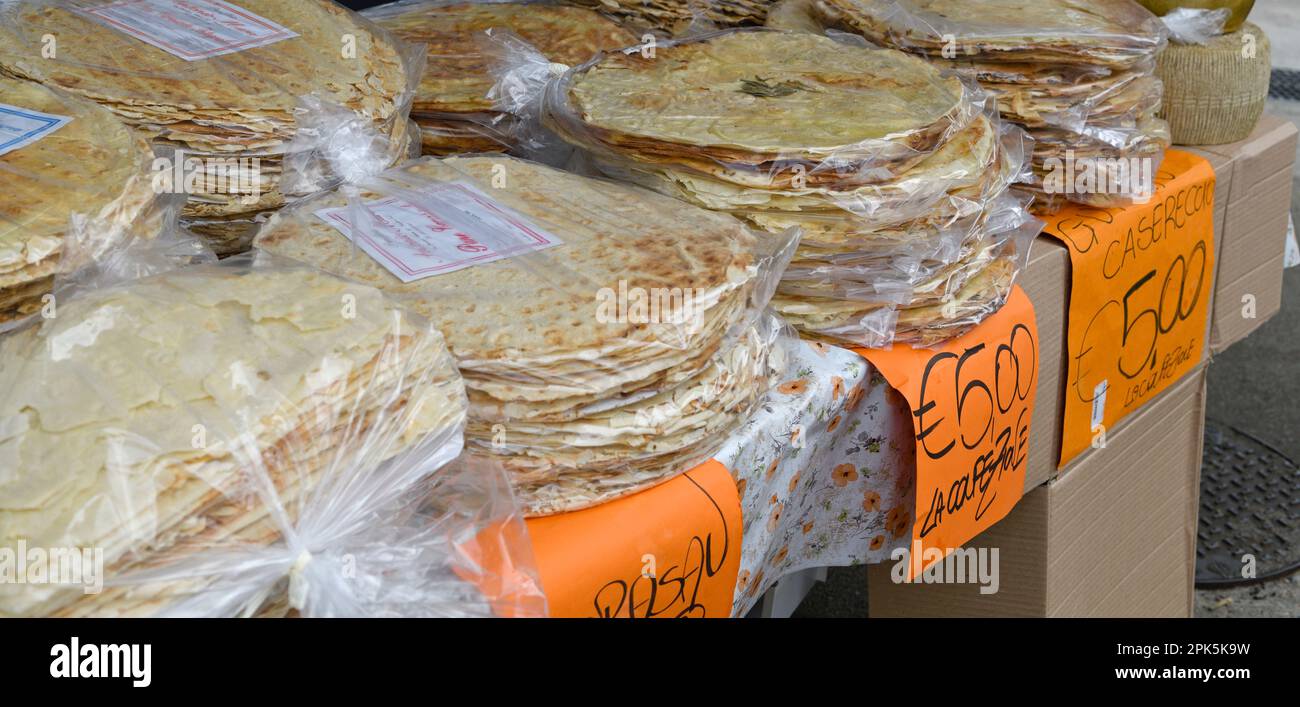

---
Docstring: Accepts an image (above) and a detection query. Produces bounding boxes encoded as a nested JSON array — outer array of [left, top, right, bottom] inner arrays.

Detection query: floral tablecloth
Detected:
[[514, 336, 918, 618], [718, 341, 916, 617]]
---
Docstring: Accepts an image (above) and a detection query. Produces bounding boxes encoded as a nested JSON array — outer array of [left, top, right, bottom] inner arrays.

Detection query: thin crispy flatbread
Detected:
[[0, 265, 467, 617]]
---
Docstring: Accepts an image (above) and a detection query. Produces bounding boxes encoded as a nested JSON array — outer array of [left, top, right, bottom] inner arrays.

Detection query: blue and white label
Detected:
[[0, 103, 72, 158], [1091, 379, 1108, 431]]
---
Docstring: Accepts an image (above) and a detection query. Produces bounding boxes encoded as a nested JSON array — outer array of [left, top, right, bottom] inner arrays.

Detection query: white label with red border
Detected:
[[313, 182, 564, 283], [78, 0, 298, 61]]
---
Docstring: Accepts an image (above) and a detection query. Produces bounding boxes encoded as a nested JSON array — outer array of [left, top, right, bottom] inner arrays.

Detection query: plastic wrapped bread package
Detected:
[[362, 0, 639, 160], [253, 152, 799, 515], [0, 74, 181, 334], [774, 193, 1043, 347], [808, 0, 1173, 213], [0, 0, 427, 256], [491, 27, 1039, 346], [0, 235, 546, 616]]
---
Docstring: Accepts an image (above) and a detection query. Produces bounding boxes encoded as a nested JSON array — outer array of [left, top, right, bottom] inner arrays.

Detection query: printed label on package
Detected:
[[0, 103, 71, 157], [314, 182, 564, 283], [79, 0, 298, 61], [1045, 150, 1216, 467]]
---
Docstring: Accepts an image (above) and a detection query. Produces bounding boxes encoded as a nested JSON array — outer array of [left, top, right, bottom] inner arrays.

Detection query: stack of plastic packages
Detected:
[[521, 28, 1037, 346], [364, 0, 637, 157], [0, 229, 550, 615], [0, 73, 166, 332], [811, 0, 1171, 214], [0, 0, 424, 256], [255, 153, 797, 515]]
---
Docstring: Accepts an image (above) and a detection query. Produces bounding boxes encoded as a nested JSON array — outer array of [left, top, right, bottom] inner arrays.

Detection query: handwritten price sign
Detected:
[[857, 287, 1038, 576], [524, 461, 740, 618], [1045, 150, 1215, 466]]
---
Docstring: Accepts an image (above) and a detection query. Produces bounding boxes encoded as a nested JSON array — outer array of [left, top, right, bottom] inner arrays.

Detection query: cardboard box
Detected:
[[1018, 237, 1070, 491], [867, 367, 1206, 617], [1184, 115, 1298, 354], [1017, 117, 1294, 487]]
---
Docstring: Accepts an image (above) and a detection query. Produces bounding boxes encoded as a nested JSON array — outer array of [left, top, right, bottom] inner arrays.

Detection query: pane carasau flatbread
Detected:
[[368, 1, 637, 156], [814, 0, 1166, 69], [0, 76, 159, 328], [0, 0, 420, 254], [371, 1, 637, 116], [812, 0, 1170, 215], [0, 265, 467, 616], [255, 155, 778, 513], [549, 29, 969, 175]]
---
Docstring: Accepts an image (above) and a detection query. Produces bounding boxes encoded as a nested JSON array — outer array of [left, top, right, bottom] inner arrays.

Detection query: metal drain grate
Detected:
[[1270, 68, 1300, 102], [1195, 421, 1300, 587]]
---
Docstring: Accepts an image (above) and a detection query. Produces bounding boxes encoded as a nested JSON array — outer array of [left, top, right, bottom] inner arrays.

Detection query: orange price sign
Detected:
[[524, 460, 741, 618], [855, 286, 1038, 577], [1044, 150, 1216, 466]]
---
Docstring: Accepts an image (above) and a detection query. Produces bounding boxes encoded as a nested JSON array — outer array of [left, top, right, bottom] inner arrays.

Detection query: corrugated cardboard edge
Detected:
[[1184, 115, 1298, 354], [1045, 367, 1206, 617], [1020, 236, 1070, 491], [868, 365, 1206, 618]]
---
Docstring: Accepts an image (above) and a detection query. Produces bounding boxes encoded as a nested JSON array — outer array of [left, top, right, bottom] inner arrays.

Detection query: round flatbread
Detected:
[[370, 1, 637, 116], [255, 155, 765, 402], [0, 76, 158, 327], [0, 0, 420, 254], [0, 0, 414, 153], [254, 155, 783, 515], [551, 29, 968, 169], [0, 264, 467, 617], [815, 0, 1167, 69]]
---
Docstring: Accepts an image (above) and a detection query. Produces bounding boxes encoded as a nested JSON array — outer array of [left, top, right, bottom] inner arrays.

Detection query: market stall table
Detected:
[[520, 338, 916, 617]]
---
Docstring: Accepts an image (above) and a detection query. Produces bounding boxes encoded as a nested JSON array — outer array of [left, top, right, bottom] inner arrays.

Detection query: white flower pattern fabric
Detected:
[[718, 341, 917, 617]]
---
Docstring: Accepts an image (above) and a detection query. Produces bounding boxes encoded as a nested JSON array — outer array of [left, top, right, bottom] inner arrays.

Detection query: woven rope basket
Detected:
[[1156, 22, 1272, 146]]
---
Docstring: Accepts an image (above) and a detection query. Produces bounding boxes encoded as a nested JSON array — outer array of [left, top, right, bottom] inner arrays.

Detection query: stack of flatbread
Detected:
[[366, 1, 636, 156], [560, 0, 775, 34], [772, 214, 1028, 346], [0, 0, 421, 256], [1, 77, 160, 330], [255, 155, 786, 514], [0, 265, 468, 617], [544, 29, 1032, 346], [812, 0, 1171, 214]]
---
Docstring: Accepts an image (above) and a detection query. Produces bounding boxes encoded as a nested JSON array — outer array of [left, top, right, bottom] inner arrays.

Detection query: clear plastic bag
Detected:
[[0, 0, 427, 256], [766, 0, 831, 33], [811, 1, 1169, 134], [1160, 7, 1230, 45], [531, 28, 984, 186], [0, 229, 550, 616], [812, 0, 1169, 69], [0, 74, 180, 334], [488, 27, 1036, 345], [773, 191, 1043, 347], [252, 152, 797, 515], [362, 0, 639, 162], [810, 0, 1172, 214]]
